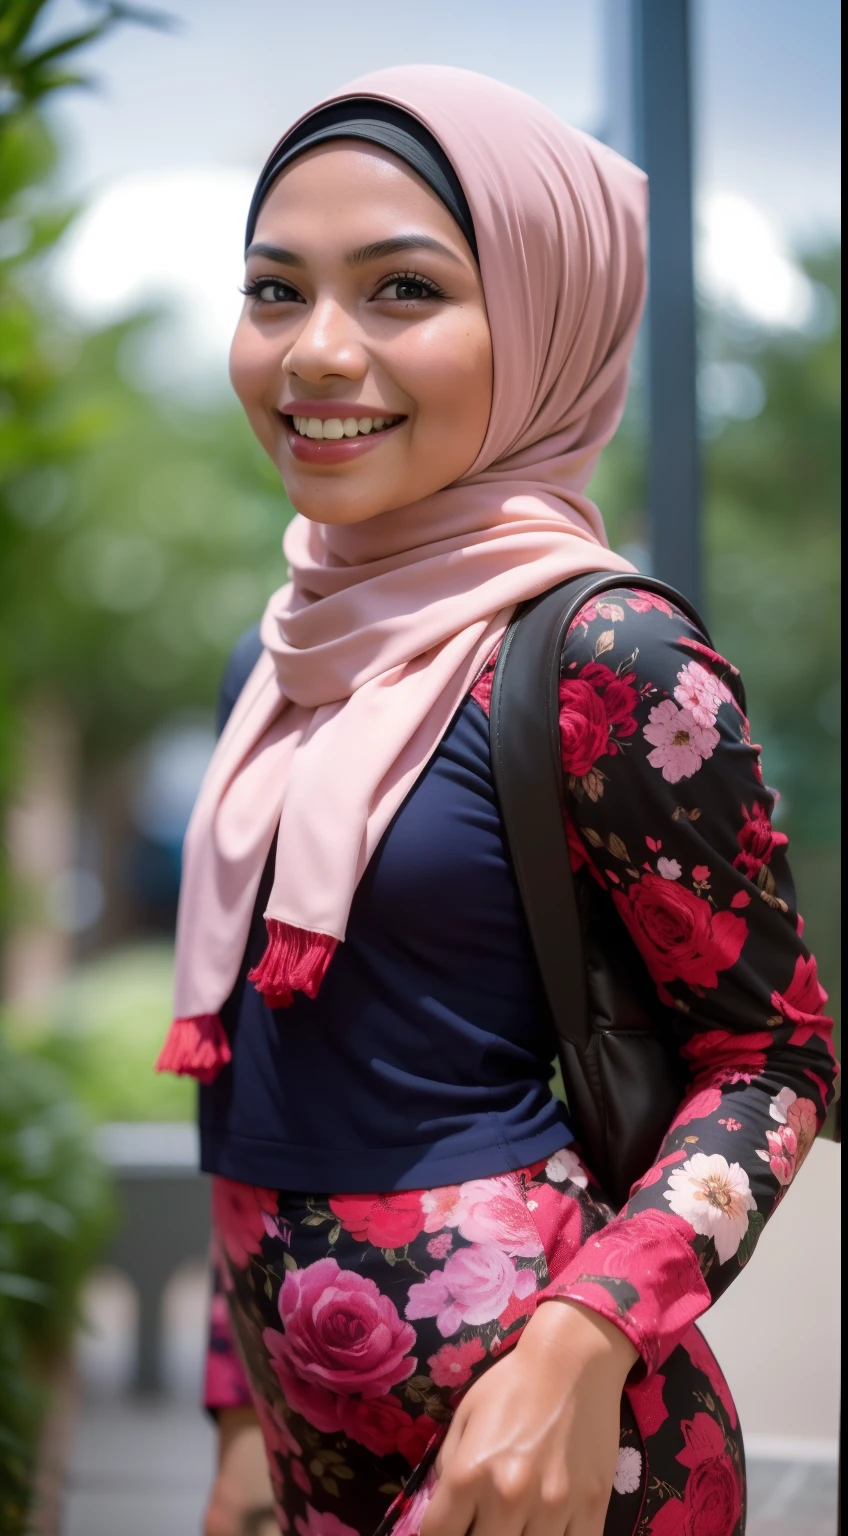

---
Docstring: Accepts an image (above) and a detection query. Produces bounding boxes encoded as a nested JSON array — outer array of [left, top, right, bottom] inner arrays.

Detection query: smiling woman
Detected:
[[149, 63, 835, 1536], [230, 142, 492, 524]]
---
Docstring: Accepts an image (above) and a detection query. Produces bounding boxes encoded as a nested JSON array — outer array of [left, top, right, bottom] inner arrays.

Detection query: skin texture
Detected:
[[229, 141, 494, 527], [216, 142, 640, 1534]]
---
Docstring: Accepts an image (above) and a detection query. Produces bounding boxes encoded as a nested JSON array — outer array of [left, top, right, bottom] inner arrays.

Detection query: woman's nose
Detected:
[[285, 297, 367, 384]]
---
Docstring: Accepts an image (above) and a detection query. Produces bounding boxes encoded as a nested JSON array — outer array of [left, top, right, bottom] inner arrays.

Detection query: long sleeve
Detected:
[[532, 586, 838, 1374]]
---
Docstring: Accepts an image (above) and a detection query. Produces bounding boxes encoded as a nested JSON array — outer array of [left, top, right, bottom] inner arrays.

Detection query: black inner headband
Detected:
[[244, 98, 478, 260]]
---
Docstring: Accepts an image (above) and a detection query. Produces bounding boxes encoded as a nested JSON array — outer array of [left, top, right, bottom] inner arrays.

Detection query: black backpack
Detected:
[[489, 572, 719, 1208]]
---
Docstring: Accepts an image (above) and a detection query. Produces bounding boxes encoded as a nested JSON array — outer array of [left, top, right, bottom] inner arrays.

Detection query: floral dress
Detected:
[[204, 589, 837, 1536]]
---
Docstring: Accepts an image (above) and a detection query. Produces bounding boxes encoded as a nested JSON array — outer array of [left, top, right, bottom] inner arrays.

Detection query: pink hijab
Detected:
[[157, 65, 647, 1084]]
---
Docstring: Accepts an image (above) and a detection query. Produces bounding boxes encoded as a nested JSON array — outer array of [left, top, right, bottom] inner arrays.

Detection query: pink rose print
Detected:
[[756, 1087, 818, 1186], [684, 1327, 738, 1430], [558, 662, 639, 777], [522, 1182, 584, 1279], [254, 1397, 302, 1459], [677, 1413, 741, 1535], [420, 1184, 463, 1233], [733, 800, 788, 883], [427, 1336, 486, 1389], [673, 660, 731, 728], [571, 1210, 705, 1324], [291, 1458, 312, 1494], [337, 1394, 414, 1457], [681, 1028, 771, 1084], [295, 1505, 360, 1536], [643, 698, 720, 782], [771, 953, 832, 1047], [204, 1292, 252, 1409], [558, 678, 612, 777], [392, 1468, 438, 1536], [627, 1370, 669, 1439], [611, 874, 747, 990], [453, 1174, 543, 1257], [669, 1085, 723, 1131], [629, 1148, 689, 1197], [212, 1178, 278, 1269], [328, 1190, 425, 1249], [426, 1233, 453, 1260], [405, 1243, 536, 1336], [263, 1327, 339, 1434], [647, 1414, 741, 1535], [397, 1413, 442, 1467], [625, 592, 674, 616], [266, 1258, 417, 1434]]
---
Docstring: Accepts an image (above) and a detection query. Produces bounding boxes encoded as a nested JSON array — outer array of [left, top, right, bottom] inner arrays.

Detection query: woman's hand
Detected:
[[419, 1300, 639, 1536]]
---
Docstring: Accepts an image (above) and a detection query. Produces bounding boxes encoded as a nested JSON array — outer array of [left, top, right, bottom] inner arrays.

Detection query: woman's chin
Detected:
[[284, 484, 393, 527]]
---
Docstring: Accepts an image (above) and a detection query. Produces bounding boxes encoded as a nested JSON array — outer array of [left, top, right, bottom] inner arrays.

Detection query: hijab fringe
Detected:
[[248, 918, 338, 1008], [155, 1014, 232, 1085]]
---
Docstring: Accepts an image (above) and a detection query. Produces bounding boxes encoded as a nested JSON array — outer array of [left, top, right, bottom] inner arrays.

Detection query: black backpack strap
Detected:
[[489, 572, 712, 1057]]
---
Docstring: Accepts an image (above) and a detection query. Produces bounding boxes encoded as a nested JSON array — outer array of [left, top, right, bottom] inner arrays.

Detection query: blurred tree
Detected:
[[0, 0, 292, 934]]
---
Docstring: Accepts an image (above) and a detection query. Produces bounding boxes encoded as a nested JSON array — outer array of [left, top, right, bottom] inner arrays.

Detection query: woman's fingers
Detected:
[[418, 1474, 476, 1536]]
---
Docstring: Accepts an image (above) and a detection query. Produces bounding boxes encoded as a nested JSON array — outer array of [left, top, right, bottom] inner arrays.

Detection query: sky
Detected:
[[36, 0, 841, 391]]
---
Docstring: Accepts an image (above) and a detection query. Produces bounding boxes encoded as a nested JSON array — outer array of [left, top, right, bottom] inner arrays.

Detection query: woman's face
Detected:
[[229, 141, 493, 526]]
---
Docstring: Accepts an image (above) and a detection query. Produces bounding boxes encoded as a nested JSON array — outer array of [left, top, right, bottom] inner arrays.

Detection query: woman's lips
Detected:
[[280, 412, 405, 465]]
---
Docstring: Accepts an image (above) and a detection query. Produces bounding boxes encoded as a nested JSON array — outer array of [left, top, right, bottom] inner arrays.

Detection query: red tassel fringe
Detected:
[[248, 918, 338, 1008], [156, 1014, 232, 1085]]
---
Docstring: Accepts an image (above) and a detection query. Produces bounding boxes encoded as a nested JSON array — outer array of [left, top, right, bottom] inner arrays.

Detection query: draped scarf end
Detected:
[[248, 918, 339, 1007], [156, 1014, 232, 1085]]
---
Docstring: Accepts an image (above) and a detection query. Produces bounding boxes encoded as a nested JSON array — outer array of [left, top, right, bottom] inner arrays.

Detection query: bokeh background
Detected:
[[0, 2, 840, 1533]]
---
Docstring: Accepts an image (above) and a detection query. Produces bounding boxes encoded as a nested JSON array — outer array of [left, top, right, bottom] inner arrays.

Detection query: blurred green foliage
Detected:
[[0, 1036, 113, 1532], [6, 941, 194, 1121]]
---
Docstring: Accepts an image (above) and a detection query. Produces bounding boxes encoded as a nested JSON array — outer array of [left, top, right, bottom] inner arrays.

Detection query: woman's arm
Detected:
[[424, 587, 837, 1535], [533, 587, 838, 1371]]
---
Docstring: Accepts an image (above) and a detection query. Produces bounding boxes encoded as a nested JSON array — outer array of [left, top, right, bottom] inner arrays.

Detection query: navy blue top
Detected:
[[199, 632, 572, 1193]]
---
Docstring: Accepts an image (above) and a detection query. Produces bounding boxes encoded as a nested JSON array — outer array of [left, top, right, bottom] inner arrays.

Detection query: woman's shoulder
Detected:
[[559, 582, 745, 714]]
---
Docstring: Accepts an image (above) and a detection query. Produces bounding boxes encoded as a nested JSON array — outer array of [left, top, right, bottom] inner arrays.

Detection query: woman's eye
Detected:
[[242, 279, 303, 304], [378, 276, 440, 303]]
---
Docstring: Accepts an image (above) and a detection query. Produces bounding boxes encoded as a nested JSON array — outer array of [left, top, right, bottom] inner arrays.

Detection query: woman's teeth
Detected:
[[290, 415, 399, 440]]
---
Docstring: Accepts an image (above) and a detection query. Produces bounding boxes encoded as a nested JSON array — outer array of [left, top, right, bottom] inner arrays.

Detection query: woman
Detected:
[[157, 66, 836, 1536]]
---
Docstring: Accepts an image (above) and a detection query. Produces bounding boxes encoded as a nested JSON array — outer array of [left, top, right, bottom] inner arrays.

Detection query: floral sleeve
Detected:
[[533, 586, 838, 1374]]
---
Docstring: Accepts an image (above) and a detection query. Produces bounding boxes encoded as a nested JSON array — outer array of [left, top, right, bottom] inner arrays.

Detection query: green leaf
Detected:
[[736, 1211, 765, 1268], [382, 1247, 397, 1265], [283, 1253, 298, 1272]]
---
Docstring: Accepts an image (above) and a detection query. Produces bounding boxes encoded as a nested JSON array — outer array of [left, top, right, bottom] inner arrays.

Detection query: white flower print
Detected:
[[643, 699, 720, 783], [674, 660, 732, 727], [613, 1444, 643, 1495], [663, 1152, 757, 1263], [544, 1147, 589, 1188], [656, 857, 682, 880]]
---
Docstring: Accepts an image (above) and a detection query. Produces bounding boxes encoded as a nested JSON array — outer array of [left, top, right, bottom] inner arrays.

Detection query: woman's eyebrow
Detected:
[[245, 242, 305, 267], [346, 235, 463, 266], [244, 234, 463, 268]]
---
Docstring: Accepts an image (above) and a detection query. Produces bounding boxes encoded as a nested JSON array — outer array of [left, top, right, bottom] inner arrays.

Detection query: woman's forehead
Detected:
[[252, 144, 470, 252]]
